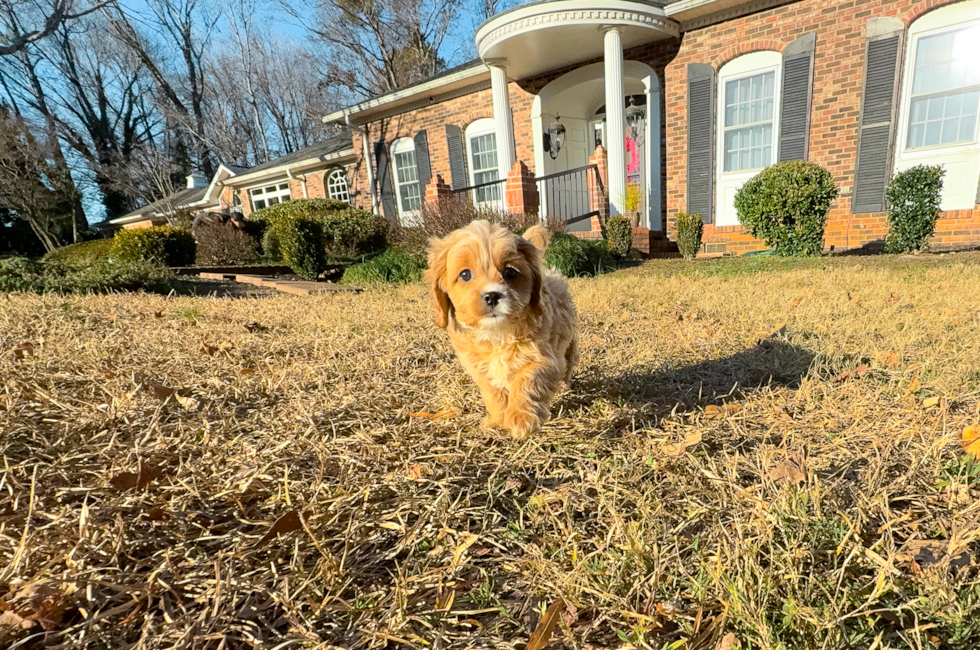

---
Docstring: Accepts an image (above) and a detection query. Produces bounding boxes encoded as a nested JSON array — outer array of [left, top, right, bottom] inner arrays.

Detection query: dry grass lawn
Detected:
[[3, 253, 980, 650]]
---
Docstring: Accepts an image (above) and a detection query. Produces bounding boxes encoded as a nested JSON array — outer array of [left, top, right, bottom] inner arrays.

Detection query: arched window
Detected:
[[390, 137, 422, 218], [464, 118, 501, 206], [894, 1, 980, 210], [715, 51, 782, 226], [326, 168, 351, 204]]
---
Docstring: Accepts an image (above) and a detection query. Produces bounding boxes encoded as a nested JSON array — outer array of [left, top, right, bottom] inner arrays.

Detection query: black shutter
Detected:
[[779, 33, 816, 162], [852, 27, 904, 213], [375, 141, 397, 222], [445, 124, 469, 190], [414, 130, 432, 190], [687, 63, 715, 224]]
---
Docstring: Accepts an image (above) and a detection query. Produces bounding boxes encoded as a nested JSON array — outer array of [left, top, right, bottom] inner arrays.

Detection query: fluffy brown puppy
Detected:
[[426, 220, 578, 437]]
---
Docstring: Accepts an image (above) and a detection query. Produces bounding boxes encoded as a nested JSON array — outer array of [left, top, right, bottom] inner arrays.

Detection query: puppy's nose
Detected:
[[483, 291, 502, 308]]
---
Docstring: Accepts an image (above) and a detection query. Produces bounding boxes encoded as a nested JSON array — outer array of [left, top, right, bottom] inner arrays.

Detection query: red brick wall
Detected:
[[663, 0, 980, 254]]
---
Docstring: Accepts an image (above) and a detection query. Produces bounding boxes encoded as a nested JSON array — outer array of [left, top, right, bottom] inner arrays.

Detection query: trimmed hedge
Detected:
[[278, 217, 326, 280], [110, 226, 196, 267], [545, 233, 614, 277], [43, 238, 114, 268], [194, 223, 259, 266], [734, 160, 838, 256], [249, 199, 387, 260], [605, 214, 633, 257], [1, 256, 161, 293], [676, 212, 704, 261], [885, 165, 945, 254], [341, 248, 425, 285]]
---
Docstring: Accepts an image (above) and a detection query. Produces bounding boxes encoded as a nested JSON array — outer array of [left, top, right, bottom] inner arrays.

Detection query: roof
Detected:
[[112, 186, 209, 223], [243, 135, 354, 176]]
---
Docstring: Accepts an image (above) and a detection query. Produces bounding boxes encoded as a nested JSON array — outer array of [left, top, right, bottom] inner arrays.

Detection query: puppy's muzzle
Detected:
[[483, 291, 502, 308]]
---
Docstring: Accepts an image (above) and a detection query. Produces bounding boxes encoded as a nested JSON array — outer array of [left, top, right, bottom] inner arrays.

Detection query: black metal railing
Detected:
[[535, 164, 601, 225], [451, 178, 507, 213]]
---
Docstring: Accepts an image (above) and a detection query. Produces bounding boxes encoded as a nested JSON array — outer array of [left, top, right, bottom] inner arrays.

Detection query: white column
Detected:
[[603, 26, 626, 216], [488, 60, 517, 188]]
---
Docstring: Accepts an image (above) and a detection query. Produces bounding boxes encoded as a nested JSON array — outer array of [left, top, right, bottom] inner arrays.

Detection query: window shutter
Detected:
[[375, 141, 397, 222], [414, 130, 432, 190], [779, 33, 816, 162], [445, 124, 469, 190], [852, 23, 904, 214], [687, 63, 715, 224]]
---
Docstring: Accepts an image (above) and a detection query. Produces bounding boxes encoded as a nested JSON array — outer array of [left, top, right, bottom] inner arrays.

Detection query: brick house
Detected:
[[110, 134, 357, 229], [323, 0, 980, 256]]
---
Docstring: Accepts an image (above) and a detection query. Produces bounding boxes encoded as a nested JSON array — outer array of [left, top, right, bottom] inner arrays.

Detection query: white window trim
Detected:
[[248, 181, 292, 212], [391, 137, 422, 225], [325, 168, 351, 204], [894, 2, 980, 211], [464, 118, 502, 208], [715, 51, 783, 227]]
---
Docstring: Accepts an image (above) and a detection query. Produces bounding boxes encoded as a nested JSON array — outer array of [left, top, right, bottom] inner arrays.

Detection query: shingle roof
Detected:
[[243, 134, 354, 176], [115, 186, 209, 221]]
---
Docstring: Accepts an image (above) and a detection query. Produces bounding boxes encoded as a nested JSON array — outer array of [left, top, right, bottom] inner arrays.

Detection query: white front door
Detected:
[[715, 52, 782, 227]]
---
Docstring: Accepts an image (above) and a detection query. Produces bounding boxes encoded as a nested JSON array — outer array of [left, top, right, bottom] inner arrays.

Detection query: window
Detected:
[[249, 182, 291, 211], [326, 168, 351, 204], [905, 25, 980, 149], [715, 51, 782, 226], [723, 71, 776, 171], [391, 137, 422, 216], [465, 118, 501, 206]]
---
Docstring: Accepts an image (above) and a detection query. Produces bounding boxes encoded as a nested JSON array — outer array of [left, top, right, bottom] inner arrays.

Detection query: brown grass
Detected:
[[2, 253, 980, 650]]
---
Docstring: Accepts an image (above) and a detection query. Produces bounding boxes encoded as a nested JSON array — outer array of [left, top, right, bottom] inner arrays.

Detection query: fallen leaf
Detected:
[[922, 397, 941, 409], [201, 344, 219, 356], [1, 583, 68, 632], [769, 322, 787, 337], [409, 408, 456, 420], [143, 379, 175, 400], [0, 609, 32, 631], [664, 432, 702, 457], [218, 341, 234, 350], [704, 404, 742, 420], [240, 367, 256, 376], [877, 351, 899, 366], [815, 325, 828, 334], [8, 341, 35, 360], [254, 510, 303, 548], [887, 292, 901, 305], [715, 633, 741, 650], [789, 296, 804, 308], [940, 281, 951, 290], [832, 364, 868, 382], [407, 464, 426, 479], [770, 453, 805, 486], [109, 463, 163, 492], [175, 394, 200, 411], [243, 321, 268, 333], [898, 540, 948, 569], [154, 310, 164, 318], [146, 507, 167, 521], [526, 598, 565, 650], [961, 426, 980, 460], [451, 533, 479, 567]]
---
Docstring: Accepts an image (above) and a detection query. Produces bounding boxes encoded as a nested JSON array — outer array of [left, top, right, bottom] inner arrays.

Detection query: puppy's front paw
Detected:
[[504, 409, 541, 438], [481, 415, 505, 430]]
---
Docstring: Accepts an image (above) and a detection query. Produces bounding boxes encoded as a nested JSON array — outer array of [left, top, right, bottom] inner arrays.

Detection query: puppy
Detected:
[[426, 220, 578, 437]]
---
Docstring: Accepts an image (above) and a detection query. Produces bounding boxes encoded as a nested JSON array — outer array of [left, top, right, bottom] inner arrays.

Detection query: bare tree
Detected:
[[101, 144, 182, 221], [0, 0, 113, 56]]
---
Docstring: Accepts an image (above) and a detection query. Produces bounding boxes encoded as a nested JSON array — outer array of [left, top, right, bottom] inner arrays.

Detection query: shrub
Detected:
[[545, 233, 614, 278], [43, 238, 113, 268], [110, 226, 196, 267], [885, 165, 945, 254], [340, 247, 426, 285], [248, 199, 386, 260], [391, 196, 542, 254], [676, 212, 704, 260], [194, 223, 259, 266], [605, 214, 633, 257], [734, 160, 838, 256], [0, 256, 161, 293], [278, 217, 326, 280]]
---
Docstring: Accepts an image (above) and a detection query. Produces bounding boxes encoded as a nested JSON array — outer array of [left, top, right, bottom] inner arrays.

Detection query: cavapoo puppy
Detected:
[[426, 220, 578, 437]]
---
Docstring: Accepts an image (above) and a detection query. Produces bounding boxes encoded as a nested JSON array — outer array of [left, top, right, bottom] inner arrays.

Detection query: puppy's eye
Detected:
[[458, 269, 472, 282], [502, 267, 519, 281]]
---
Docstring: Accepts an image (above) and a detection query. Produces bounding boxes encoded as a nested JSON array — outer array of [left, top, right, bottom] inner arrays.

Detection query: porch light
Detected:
[[625, 96, 646, 132], [547, 114, 566, 159]]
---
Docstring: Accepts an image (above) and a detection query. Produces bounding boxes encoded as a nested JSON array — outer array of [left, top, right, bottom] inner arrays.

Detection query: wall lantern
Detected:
[[625, 96, 646, 133], [547, 114, 566, 159]]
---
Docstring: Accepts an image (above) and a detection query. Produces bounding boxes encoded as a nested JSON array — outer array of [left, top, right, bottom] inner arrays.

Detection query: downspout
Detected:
[[286, 168, 308, 198], [346, 112, 379, 216]]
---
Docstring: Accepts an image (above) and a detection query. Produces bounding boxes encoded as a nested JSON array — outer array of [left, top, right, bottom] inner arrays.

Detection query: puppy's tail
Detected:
[[522, 224, 551, 252]]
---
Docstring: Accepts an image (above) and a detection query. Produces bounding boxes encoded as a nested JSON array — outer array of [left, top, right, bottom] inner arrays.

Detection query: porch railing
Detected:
[[535, 164, 601, 225], [451, 178, 507, 213]]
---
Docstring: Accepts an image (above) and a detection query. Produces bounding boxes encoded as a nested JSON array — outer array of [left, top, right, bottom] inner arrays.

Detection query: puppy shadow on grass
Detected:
[[556, 338, 816, 420]]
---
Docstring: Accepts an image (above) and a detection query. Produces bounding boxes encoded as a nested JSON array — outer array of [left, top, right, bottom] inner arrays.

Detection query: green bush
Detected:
[[340, 248, 425, 285], [43, 238, 113, 268], [605, 214, 633, 257], [0, 256, 161, 293], [885, 165, 945, 254], [249, 199, 386, 260], [194, 224, 259, 265], [734, 160, 838, 256], [676, 212, 704, 260], [278, 217, 326, 280], [545, 233, 614, 277], [110, 226, 196, 267]]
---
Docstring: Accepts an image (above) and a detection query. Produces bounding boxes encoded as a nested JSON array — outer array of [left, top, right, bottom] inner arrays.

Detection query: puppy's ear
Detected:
[[426, 236, 453, 329], [522, 224, 551, 251], [517, 236, 543, 314]]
